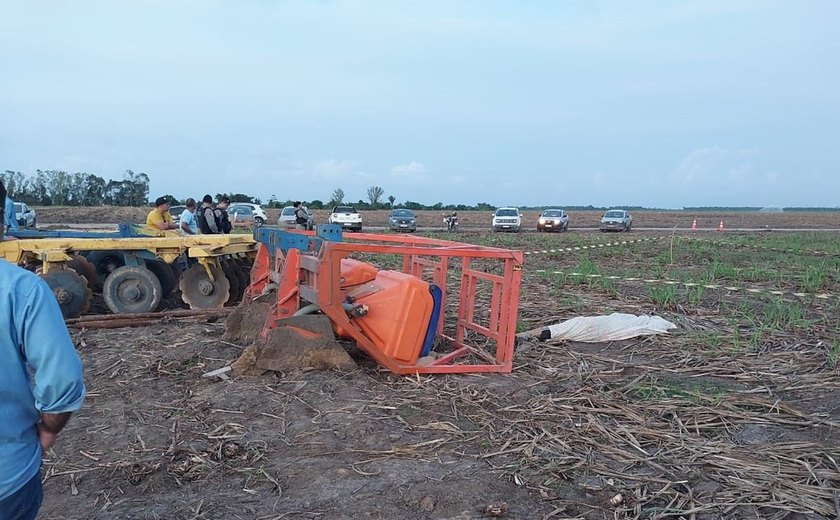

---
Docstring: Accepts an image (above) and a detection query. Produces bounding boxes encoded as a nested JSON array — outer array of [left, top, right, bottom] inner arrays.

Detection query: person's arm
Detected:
[[18, 276, 86, 451]]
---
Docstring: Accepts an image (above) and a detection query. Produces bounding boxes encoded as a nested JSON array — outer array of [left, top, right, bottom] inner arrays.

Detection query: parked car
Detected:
[[277, 205, 315, 230], [14, 202, 36, 228], [491, 207, 522, 232], [329, 205, 363, 231], [228, 203, 268, 225], [537, 209, 569, 232], [599, 209, 632, 232], [389, 209, 417, 232], [228, 204, 266, 226], [169, 205, 186, 226]]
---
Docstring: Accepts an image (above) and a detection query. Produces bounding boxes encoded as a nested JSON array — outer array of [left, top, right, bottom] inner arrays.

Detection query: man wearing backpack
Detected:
[[197, 195, 220, 234], [214, 196, 232, 234]]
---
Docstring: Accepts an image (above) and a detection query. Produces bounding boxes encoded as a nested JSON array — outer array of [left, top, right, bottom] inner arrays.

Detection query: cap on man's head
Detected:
[[185, 198, 196, 208], [154, 196, 169, 207], [202, 194, 213, 204]]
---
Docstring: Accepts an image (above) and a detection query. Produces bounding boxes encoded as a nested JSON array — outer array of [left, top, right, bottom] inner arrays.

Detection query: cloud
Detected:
[[390, 161, 427, 177], [313, 159, 360, 180], [673, 146, 761, 185]]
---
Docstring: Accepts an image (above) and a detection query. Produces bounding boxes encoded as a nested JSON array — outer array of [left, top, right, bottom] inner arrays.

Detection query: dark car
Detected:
[[599, 209, 632, 232], [389, 209, 417, 232], [537, 209, 569, 232]]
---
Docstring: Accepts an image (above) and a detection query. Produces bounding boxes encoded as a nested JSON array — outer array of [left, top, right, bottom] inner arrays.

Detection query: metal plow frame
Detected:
[[247, 227, 523, 375]]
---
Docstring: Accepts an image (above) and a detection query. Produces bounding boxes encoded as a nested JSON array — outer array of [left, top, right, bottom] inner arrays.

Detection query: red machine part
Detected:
[[249, 231, 523, 374]]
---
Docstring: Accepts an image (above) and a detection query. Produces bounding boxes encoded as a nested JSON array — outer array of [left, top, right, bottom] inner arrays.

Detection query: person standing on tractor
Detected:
[[197, 195, 220, 234], [146, 196, 177, 231], [0, 181, 86, 519], [179, 198, 198, 235], [4, 189, 19, 234], [215, 196, 232, 234]]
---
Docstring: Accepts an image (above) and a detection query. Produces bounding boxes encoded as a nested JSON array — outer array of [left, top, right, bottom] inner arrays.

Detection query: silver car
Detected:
[[388, 209, 417, 232], [599, 209, 632, 232], [278, 205, 314, 230]]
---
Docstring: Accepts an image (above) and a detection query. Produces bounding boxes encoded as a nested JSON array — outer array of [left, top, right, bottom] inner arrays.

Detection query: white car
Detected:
[[329, 205, 363, 231], [14, 202, 37, 228], [492, 207, 522, 232], [228, 203, 268, 225]]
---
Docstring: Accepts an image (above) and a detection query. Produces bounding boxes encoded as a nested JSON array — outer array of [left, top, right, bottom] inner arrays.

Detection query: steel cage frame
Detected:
[[250, 228, 523, 374]]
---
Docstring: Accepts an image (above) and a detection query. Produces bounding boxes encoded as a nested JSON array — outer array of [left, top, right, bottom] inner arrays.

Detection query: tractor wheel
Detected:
[[103, 266, 163, 314], [180, 264, 230, 309], [42, 269, 93, 318]]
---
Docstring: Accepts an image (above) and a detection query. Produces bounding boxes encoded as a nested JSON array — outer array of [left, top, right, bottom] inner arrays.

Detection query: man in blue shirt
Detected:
[[4, 193, 19, 233], [0, 181, 85, 520], [179, 197, 198, 235]]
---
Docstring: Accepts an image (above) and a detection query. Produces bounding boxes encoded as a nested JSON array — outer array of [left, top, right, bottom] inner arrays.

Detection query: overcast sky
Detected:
[[1, 1, 838, 208]]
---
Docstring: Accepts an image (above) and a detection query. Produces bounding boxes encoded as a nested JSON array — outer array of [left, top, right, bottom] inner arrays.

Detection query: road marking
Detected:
[[531, 269, 838, 302], [523, 236, 664, 256]]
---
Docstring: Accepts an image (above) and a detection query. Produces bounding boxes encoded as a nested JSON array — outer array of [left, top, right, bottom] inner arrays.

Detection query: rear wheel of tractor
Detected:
[[146, 260, 178, 297], [85, 251, 126, 284], [102, 266, 162, 314], [42, 269, 93, 318], [180, 264, 231, 309]]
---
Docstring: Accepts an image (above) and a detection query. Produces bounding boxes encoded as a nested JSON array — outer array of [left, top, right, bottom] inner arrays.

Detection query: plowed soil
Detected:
[[36, 229, 840, 519]]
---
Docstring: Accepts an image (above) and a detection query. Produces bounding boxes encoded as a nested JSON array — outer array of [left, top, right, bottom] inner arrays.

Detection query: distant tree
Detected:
[[367, 186, 384, 206], [387, 195, 396, 207], [329, 188, 345, 206], [160, 194, 182, 205], [309, 199, 324, 209]]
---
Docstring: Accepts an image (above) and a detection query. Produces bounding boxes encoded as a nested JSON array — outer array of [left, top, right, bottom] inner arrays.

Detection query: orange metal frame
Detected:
[[247, 230, 523, 374]]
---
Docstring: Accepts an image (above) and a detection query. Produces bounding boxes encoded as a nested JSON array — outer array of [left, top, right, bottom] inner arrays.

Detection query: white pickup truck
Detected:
[[328, 205, 363, 232]]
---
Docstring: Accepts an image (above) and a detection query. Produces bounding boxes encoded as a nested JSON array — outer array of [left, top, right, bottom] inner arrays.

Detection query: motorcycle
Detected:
[[443, 213, 459, 232]]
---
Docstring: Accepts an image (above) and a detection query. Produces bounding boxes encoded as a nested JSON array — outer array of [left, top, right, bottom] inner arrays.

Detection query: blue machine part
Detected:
[[9, 223, 150, 239], [253, 224, 343, 257], [420, 284, 443, 358]]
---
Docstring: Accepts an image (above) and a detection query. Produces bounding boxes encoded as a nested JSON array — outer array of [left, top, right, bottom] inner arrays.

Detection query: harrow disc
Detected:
[[220, 259, 242, 305], [66, 255, 100, 291], [180, 264, 230, 309], [146, 260, 178, 297], [42, 269, 93, 318], [103, 266, 163, 314], [84, 250, 126, 284]]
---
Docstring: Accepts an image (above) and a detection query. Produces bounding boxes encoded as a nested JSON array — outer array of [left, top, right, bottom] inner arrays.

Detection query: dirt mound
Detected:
[[226, 302, 356, 373]]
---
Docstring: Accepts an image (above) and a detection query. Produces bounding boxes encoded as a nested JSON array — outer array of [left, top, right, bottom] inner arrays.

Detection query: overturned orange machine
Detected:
[[243, 226, 523, 374]]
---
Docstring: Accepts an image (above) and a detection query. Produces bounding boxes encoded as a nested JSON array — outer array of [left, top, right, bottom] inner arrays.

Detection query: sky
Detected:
[[1, 0, 839, 208]]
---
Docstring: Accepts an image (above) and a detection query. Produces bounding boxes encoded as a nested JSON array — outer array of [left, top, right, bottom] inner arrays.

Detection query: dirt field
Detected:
[[39, 230, 840, 519], [34, 206, 840, 230]]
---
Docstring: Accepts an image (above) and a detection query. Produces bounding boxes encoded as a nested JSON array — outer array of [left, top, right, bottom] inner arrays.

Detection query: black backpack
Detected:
[[197, 206, 220, 234]]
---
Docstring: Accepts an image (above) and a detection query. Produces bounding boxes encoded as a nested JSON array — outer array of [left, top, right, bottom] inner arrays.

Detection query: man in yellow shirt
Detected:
[[146, 197, 177, 231]]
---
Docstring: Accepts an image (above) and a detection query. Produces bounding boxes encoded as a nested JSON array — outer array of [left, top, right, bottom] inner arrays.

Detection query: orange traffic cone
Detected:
[[718, 220, 725, 232], [691, 219, 697, 230]]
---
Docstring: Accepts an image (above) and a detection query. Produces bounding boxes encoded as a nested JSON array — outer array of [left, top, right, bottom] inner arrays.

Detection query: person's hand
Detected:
[[37, 423, 58, 452]]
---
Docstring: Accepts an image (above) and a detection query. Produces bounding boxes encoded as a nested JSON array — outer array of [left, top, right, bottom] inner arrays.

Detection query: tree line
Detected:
[[1, 170, 150, 207]]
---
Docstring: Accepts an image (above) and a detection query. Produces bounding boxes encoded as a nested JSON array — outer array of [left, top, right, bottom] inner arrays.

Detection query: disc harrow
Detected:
[[0, 232, 257, 318]]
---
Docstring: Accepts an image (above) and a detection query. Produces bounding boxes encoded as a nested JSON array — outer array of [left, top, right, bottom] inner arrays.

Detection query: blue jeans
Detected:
[[0, 471, 42, 520]]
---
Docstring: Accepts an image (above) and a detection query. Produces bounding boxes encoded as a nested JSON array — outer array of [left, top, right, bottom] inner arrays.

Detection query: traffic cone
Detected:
[[718, 220, 725, 232], [691, 219, 697, 230]]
